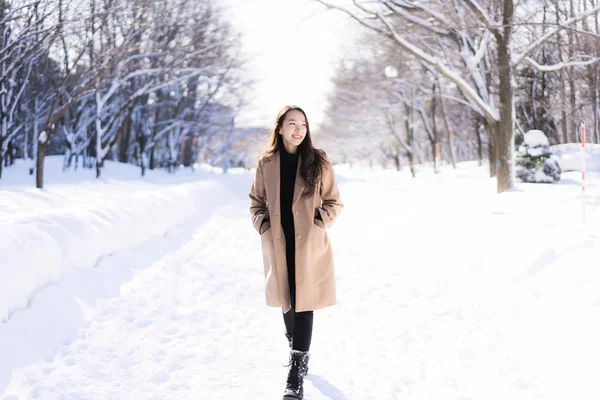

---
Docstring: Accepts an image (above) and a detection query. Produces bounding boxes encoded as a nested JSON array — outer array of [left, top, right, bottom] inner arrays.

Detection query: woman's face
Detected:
[[279, 110, 307, 153]]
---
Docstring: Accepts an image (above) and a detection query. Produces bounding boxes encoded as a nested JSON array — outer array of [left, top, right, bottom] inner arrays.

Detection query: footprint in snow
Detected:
[[152, 369, 170, 384], [135, 318, 153, 328]]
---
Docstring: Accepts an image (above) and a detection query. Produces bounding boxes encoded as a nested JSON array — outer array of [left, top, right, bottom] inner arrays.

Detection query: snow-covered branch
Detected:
[[523, 56, 600, 72], [472, 30, 491, 66], [316, 0, 390, 37], [384, 2, 451, 36], [378, 13, 499, 121], [462, 0, 500, 36], [512, 5, 600, 66], [392, 0, 454, 27]]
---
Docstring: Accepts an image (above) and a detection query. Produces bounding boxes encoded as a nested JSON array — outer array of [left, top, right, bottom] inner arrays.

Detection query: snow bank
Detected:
[[551, 143, 600, 172], [0, 158, 229, 322]]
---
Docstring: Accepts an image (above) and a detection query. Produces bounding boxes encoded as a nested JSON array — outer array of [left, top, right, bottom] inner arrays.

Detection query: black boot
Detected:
[[283, 334, 310, 375], [282, 350, 310, 400]]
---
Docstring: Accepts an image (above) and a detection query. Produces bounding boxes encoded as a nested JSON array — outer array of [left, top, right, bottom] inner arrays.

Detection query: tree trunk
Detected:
[[7, 138, 14, 166], [179, 135, 187, 165], [466, 139, 472, 162], [474, 116, 484, 168], [495, 0, 516, 192], [477, 130, 482, 166], [595, 0, 600, 143], [36, 138, 49, 189], [431, 81, 439, 173], [30, 99, 39, 175], [96, 158, 103, 178], [439, 85, 456, 168], [487, 123, 497, 177], [559, 72, 569, 143], [119, 110, 133, 162], [596, 75, 600, 144], [63, 146, 71, 171], [556, 8, 569, 143], [0, 136, 4, 179], [568, 74, 577, 142], [594, 64, 599, 144], [24, 123, 29, 166], [405, 102, 416, 178], [568, 0, 577, 142], [136, 135, 145, 177]]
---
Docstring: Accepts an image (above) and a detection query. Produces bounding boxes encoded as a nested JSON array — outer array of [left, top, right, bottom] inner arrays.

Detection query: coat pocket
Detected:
[[313, 217, 324, 229], [260, 220, 271, 235], [260, 228, 275, 274]]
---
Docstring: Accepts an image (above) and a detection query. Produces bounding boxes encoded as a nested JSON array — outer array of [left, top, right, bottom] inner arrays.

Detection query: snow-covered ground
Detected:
[[0, 158, 233, 323], [1, 153, 599, 400]]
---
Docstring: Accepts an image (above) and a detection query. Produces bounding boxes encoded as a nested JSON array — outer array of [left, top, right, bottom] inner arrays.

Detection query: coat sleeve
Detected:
[[249, 159, 269, 233], [317, 153, 343, 229]]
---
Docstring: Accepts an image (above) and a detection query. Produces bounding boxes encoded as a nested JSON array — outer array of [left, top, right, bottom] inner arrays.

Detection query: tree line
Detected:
[[317, 0, 600, 192], [0, 0, 249, 188]]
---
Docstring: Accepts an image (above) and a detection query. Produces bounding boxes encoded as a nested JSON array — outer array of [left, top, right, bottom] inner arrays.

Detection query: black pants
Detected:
[[283, 259, 314, 352]]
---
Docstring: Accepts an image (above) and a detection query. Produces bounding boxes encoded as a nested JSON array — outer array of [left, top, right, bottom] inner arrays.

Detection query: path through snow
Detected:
[[2, 168, 600, 399]]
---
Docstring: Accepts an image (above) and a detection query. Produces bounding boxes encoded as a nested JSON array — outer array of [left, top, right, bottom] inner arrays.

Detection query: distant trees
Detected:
[[317, 0, 600, 193], [0, 0, 249, 188]]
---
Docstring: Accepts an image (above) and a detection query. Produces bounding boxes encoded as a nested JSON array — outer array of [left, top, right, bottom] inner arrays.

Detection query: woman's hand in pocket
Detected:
[[313, 217, 324, 229], [260, 220, 271, 234]]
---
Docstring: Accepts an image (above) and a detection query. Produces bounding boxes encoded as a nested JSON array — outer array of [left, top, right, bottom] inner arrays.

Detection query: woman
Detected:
[[249, 105, 343, 400]]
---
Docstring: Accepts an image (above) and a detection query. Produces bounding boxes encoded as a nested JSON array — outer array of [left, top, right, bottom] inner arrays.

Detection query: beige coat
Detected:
[[249, 150, 343, 313]]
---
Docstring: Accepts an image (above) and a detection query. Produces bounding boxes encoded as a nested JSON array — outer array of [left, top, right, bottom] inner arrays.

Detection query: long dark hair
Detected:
[[262, 105, 330, 196]]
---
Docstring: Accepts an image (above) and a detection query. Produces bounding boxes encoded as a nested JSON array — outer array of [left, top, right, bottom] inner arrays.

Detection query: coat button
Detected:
[[296, 234, 301, 239]]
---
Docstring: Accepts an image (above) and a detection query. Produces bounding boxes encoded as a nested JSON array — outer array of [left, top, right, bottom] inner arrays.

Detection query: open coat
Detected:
[[249, 150, 343, 313]]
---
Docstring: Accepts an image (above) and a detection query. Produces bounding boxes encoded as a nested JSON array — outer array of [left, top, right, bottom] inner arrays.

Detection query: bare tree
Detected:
[[317, 0, 600, 192], [30, 0, 244, 187], [0, 0, 247, 185], [0, 0, 54, 178]]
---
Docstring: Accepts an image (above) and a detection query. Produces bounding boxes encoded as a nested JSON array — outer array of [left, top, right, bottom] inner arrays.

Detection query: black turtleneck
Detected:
[[279, 142, 299, 259]]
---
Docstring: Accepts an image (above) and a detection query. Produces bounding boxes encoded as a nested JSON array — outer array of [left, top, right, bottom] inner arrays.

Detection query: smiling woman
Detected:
[[279, 110, 308, 154], [249, 105, 344, 399]]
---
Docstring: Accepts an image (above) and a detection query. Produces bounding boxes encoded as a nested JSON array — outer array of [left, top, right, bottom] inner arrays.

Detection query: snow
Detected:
[[37, 131, 47, 144], [533, 165, 554, 182], [523, 129, 549, 146], [0, 158, 232, 322], [523, 55, 600, 72], [1, 152, 600, 399], [551, 143, 600, 172], [384, 65, 398, 78], [521, 129, 550, 157]]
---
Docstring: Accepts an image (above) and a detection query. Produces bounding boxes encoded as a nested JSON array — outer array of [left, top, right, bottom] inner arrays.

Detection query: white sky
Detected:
[[222, 0, 358, 129]]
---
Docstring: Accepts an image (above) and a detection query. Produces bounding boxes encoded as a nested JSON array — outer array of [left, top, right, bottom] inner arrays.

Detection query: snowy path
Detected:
[[2, 169, 600, 399]]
